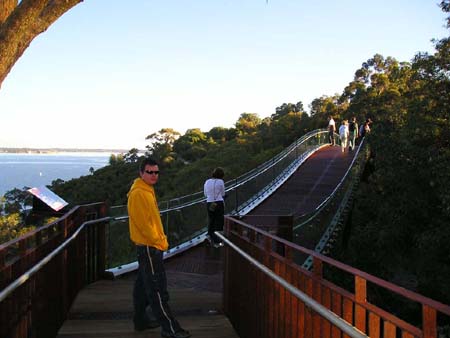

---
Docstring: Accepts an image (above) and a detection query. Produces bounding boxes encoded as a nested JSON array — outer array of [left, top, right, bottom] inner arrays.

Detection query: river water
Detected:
[[0, 153, 111, 196]]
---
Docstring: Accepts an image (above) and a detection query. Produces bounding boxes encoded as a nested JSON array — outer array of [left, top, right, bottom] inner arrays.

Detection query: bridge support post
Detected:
[[423, 305, 437, 338]]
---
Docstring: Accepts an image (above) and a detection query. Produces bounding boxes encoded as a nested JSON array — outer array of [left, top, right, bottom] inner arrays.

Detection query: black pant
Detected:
[[329, 129, 335, 145], [134, 246, 181, 334], [207, 201, 224, 244]]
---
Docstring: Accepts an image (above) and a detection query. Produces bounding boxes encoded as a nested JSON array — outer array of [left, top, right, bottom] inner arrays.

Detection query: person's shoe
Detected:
[[134, 320, 160, 331], [161, 328, 191, 338], [213, 242, 224, 248]]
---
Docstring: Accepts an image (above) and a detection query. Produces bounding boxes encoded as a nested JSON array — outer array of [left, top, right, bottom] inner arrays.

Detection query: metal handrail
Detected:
[[0, 216, 111, 303], [106, 130, 330, 272], [159, 129, 329, 213], [226, 216, 450, 316], [106, 129, 327, 213], [215, 231, 368, 338], [293, 137, 366, 230]]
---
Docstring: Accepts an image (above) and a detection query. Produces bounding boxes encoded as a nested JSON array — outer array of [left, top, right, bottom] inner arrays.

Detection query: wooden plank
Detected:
[[298, 273, 306, 337], [268, 257, 275, 338], [322, 286, 332, 338], [312, 279, 322, 338], [342, 297, 353, 338], [354, 304, 366, 334], [368, 312, 380, 338], [305, 277, 313, 338], [273, 257, 280, 338], [290, 289, 298, 338], [256, 261, 263, 338], [58, 262, 238, 338], [423, 305, 437, 338], [284, 261, 292, 338], [402, 331, 415, 338], [59, 317, 237, 338], [278, 260, 285, 338], [354, 276, 366, 333], [331, 291, 342, 338], [383, 321, 397, 338]]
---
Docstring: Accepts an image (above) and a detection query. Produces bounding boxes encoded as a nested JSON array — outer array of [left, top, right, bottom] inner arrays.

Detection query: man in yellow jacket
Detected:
[[128, 157, 190, 338]]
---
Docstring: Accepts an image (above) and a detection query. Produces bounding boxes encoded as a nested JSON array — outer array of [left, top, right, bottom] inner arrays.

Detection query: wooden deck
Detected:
[[248, 145, 355, 217], [57, 244, 238, 338], [57, 145, 355, 338]]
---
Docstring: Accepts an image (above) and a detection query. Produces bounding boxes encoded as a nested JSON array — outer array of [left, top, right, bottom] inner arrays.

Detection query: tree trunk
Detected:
[[0, 0, 83, 89], [0, 0, 17, 24]]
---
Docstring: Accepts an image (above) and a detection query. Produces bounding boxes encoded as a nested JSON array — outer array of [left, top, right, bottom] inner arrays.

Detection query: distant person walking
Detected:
[[348, 117, 359, 151], [127, 157, 191, 338], [204, 167, 226, 248], [359, 118, 372, 137], [339, 120, 349, 153], [328, 116, 336, 145]]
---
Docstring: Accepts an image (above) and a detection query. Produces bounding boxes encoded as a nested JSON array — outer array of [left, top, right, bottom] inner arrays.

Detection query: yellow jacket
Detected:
[[127, 178, 168, 251]]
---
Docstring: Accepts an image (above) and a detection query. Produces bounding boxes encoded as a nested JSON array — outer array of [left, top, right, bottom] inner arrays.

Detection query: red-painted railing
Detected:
[[0, 203, 108, 338], [222, 216, 450, 338]]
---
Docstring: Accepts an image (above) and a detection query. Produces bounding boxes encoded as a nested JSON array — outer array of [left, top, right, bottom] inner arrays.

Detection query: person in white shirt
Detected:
[[203, 167, 226, 247], [339, 120, 349, 153]]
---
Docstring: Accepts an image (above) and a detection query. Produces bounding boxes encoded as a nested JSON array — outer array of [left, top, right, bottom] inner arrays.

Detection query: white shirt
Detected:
[[328, 118, 335, 129], [339, 124, 349, 138], [204, 178, 225, 202]]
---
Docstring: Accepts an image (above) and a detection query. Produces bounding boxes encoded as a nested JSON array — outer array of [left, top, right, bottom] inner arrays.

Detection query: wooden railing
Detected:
[[0, 203, 108, 338], [223, 216, 450, 338]]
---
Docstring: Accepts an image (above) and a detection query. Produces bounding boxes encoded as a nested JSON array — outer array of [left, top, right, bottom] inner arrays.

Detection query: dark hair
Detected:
[[139, 157, 158, 173], [212, 167, 224, 179]]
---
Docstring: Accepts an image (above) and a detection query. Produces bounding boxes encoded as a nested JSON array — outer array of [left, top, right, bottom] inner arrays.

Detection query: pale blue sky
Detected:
[[0, 1, 447, 150]]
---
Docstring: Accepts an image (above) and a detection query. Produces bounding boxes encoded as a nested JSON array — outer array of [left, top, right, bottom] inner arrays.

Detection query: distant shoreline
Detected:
[[0, 147, 130, 154]]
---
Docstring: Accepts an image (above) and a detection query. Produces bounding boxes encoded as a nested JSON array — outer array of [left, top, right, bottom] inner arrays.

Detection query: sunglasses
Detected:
[[145, 170, 160, 175]]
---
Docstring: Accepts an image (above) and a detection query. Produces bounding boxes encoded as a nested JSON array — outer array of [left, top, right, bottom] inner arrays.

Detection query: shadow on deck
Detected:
[[57, 244, 237, 338]]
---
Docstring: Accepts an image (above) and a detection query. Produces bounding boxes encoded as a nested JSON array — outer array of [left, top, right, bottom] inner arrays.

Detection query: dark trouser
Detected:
[[349, 131, 357, 150], [328, 129, 335, 145], [134, 246, 181, 334], [207, 201, 224, 244]]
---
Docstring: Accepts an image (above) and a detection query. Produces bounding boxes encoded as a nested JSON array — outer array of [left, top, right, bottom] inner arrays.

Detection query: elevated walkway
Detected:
[[2, 131, 449, 338], [247, 145, 354, 216], [57, 144, 358, 337]]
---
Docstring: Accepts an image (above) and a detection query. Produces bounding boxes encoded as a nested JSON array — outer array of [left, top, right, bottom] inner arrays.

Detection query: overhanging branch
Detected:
[[0, 0, 82, 88]]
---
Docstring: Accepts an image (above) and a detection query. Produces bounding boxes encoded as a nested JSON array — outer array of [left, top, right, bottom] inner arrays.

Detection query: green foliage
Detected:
[[1, 187, 32, 214], [273, 102, 304, 120], [145, 128, 181, 164], [207, 126, 237, 143], [309, 94, 346, 132], [172, 128, 209, 162], [235, 112, 262, 136], [109, 153, 124, 165], [336, 19, 450, 305], [0, 213, 34, 244], [124, 148, 140, 163], [50, 161, 140, 206]]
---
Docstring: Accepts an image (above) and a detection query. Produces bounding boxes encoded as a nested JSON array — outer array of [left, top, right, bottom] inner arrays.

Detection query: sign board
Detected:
[[27, 186, 68, 212]]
